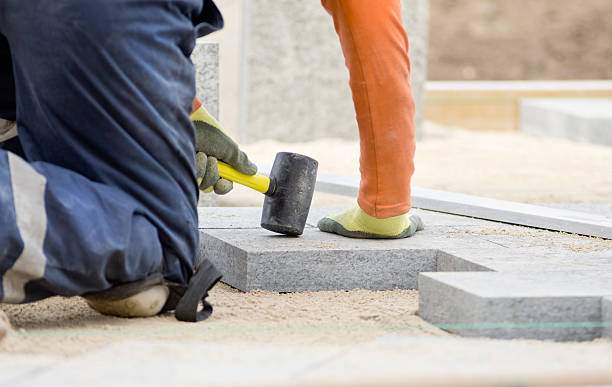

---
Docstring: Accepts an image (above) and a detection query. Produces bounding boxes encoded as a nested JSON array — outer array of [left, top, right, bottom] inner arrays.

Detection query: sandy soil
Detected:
[[429, 0, 612, 80], [1, 123, 611, 359], [0, 285, 437, 356]]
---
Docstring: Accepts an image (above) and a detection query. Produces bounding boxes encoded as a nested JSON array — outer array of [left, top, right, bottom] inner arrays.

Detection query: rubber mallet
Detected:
[[216, 152, 318, 236]]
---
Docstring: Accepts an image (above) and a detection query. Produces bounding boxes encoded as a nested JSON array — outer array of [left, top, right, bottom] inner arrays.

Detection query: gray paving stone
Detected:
[[311, 173, 612, 239], [0, 354, 59, 387], [418, 271, 612, 341], [538, 202, 612, 218], [199, 227, 438, 292], [520, 98, 612, 147], [604, 297, 612, 339], [197, 206, 612, 340], [8, 341, 340, 387], [15, 336, 612, 387], [197, 207, 509, 292]]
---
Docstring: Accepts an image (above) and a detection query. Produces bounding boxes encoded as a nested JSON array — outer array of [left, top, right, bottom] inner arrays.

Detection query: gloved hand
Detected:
[[190, 102, 257, 194], [317, 205, 424, 239]]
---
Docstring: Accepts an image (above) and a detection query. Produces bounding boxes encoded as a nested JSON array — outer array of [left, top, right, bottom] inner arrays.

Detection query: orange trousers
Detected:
[[322, 0, 416, 218]]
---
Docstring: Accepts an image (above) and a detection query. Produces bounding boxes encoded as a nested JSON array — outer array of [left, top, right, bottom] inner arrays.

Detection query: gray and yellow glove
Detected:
[[190, 102, 257, 194]]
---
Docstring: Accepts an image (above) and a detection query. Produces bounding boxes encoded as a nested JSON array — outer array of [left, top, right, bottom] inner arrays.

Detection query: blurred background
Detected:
[[429, 0, 612, 81], [197, 0, 612, 207]]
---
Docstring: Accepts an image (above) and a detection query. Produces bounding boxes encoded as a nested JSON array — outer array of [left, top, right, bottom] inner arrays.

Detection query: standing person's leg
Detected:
[[319, 0, 423, 238], [0, 0, 221, 314]]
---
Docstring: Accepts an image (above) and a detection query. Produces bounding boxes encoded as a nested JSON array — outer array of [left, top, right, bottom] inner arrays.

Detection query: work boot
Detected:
[[0, 119, 17, 141], [83, 274, 169, 318], [318, 205, 424, 239], [0, 310, 11, 342]]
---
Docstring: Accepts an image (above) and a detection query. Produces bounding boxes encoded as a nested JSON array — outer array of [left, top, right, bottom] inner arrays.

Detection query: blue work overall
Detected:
[[0, 0, 222, 304]]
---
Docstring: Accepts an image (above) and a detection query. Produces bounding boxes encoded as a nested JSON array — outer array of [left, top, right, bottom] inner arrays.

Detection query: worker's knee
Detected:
[[4, 2, 122, 44], [4, 0, 198, 53]]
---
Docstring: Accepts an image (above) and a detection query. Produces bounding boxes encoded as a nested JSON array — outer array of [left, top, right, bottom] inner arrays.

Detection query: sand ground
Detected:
[[1, 123, 611, 380], [429, 0, 612, 80]]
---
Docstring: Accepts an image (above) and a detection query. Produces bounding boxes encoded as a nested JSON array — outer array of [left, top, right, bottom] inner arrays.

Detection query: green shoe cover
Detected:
[[317, 205, 424, 239]]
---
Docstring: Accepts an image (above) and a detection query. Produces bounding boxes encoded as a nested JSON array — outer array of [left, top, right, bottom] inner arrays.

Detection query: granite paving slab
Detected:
[[0, 354, 60, 387], [11, 337, 612, 387], [310, 174, 612, 239], [539, 202, 612, 218], [198, 206, 612, 340], [198, 207, 503, 291], [604, 297, 612, 339], [418, 271, 612, 341]]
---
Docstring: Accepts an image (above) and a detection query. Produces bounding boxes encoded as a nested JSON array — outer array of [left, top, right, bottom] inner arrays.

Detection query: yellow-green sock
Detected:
[[317, 205, 424, 239]]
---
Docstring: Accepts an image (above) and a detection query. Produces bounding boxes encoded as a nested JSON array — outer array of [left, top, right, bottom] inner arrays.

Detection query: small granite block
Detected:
[[199, 228, 437, 292], [520, 98, 612, 147], [603, 296, 612, 339], [418, 271, 612, 341]]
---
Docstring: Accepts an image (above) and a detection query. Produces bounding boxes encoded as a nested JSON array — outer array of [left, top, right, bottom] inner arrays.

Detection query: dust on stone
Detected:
[[447, 227, 612, 252]]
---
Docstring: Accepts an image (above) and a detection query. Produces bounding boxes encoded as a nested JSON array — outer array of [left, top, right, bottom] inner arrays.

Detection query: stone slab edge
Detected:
[[310, 172, 612, 239], [435, 250, 493, 273], [604, 296, 612, 339], [418, 273, 603, 341], [199, 231, 438, 292], [197, 232, 248, 290]]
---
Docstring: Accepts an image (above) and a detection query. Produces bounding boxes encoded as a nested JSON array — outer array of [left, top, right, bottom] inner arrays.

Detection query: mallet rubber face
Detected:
[[260, 152, 318, 236]]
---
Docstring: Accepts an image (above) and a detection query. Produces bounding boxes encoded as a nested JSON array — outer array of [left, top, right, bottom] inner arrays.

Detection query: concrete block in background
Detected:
[[192, 41, 219, 118], [604, 297, 612, 339], [520, 98, 612, 146], [424, 81, 612, 132], [191, 41, 219, 207], [204, 0, 429, 143], [418, 271, 612, 342]]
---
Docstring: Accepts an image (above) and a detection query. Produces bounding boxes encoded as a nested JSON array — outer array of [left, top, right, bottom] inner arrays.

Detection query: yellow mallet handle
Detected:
[[217, 161, 275, 195]]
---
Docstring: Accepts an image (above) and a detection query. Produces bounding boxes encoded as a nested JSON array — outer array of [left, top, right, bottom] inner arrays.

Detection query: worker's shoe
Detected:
[[0, 119, 17, 142], [318, 205, 424, 239], [0, 310, 11, 342], [83, 274, 169, 318]]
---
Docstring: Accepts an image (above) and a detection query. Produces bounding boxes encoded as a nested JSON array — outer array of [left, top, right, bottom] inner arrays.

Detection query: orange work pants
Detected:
[[322, 0, 416, 218]]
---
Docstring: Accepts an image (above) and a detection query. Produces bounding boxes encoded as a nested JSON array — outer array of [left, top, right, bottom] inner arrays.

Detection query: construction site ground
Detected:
[[1, 122, 612, 386]]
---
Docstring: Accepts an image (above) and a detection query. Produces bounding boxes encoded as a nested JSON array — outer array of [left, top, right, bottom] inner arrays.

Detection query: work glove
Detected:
[[317, 205, 424, 239], [190, 101, 257, 194]]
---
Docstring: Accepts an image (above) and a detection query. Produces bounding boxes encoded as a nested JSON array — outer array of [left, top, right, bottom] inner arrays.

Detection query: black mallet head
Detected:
[[260, 152, 318, 236]]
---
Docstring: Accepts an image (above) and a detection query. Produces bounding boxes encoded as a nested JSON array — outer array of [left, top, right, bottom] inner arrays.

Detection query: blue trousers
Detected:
[[0, 0, 222, 303]]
